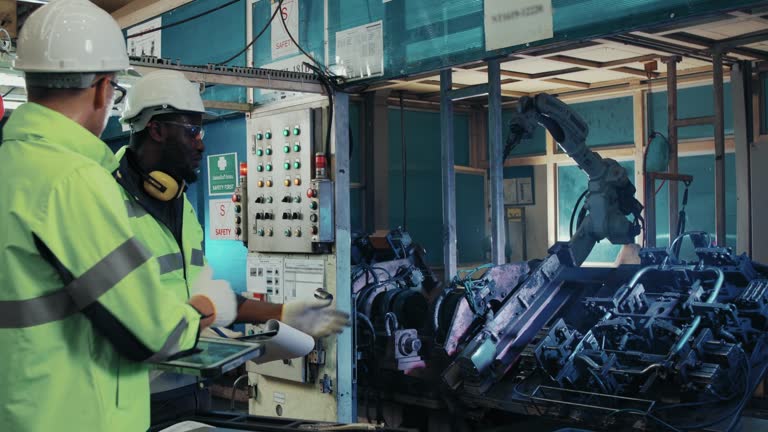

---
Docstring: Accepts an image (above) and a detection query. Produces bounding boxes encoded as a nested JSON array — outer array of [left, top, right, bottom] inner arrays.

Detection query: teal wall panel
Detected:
[[102, 117, 129, 150], [197, 115, 249, 294], [572, 97, 635, 148], [653, 153, 737, 254], [648, 83, 734, 140], [456, 172, 486, 264], [558, 160, 635, 263], [158, 0, 248, 103], [388, 108, 474, 265], [502, 109, 547, 156], [325, 0, 765, 82]]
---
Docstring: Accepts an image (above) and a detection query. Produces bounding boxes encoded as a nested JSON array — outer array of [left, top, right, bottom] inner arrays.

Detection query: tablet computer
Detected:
[[153, 337, 265, 378]]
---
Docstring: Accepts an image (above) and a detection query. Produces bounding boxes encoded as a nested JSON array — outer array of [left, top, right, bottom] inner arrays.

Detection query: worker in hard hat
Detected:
[[0, 1, 232, 431], [118, 69, 351, 425]]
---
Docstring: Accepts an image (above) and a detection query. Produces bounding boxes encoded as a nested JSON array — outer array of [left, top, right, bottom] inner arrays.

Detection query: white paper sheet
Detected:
[[251, 319, 315, 364]]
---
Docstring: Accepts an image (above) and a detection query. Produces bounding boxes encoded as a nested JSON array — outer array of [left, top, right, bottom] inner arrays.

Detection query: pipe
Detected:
[[356, 312, 376, 344], [670, 316, 701, 358], [704, 266, 725, 304], [668, 267, 724, 358], [668, 231, 712, 259], [627, 265, 661, 289], [609, 363, 663, 376], [432, 289, 449, 334]]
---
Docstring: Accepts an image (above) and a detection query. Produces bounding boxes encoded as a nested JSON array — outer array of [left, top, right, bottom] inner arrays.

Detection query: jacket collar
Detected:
[[3, 102, 118, 172]]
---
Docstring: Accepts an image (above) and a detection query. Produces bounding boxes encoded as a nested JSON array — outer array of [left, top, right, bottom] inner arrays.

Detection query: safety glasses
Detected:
[[157, 120, 205, 140], [109, 80, 127, 105], [92, 77, 127, 105]]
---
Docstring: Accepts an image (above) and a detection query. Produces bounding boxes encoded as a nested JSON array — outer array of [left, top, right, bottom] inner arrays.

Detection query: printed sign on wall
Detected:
[[127, 17, 162, 57], [207, 153, 238, 196], [484, 0, 553, 51], [209, 199, 239, 240], [271, 0, 299, 59]]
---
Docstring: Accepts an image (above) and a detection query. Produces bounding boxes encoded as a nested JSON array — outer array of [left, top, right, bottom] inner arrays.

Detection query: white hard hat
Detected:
[[121, 70, 212, 132], [14, 0, 129, 74]]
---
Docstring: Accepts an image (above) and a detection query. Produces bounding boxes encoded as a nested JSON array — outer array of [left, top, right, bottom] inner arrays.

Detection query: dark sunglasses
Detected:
[[155, 121, 205, 140]]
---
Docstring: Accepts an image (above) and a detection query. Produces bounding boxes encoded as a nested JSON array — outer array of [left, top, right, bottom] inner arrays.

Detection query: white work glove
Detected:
[[190, 266, 237, 328], [280, 298, 351, 338]]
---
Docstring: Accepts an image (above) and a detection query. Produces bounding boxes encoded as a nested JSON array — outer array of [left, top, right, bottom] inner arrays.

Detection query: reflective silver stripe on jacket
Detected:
[[124, 199, 147, 218], [0, 238, 152, 328], [190, 249, 204, 266], [146, 317, 190, 362], [157, 253, 184, 275]]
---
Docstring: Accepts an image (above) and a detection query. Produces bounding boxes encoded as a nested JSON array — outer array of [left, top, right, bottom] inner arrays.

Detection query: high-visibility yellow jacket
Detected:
[[114, 146, 206, 393], [0, 103, 203, 432], [114, 146, 206, 306]]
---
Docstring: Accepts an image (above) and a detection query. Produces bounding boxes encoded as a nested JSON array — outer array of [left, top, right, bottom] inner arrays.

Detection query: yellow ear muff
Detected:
[[143, 171, 183, 201]]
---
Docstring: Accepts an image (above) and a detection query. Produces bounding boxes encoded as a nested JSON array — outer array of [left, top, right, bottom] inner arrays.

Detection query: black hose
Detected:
[[356, 312, 376, 344], [569, 189, 589, 238], [432, 289, 450, 335]]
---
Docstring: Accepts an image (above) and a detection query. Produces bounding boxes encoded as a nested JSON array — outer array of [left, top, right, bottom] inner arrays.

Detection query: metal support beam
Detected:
[[732, 62, 753, 256], [713, 29, 768, 52], [363, 90, 391, 233], [713, 51, 727, 245], [202, 100, 253, 112], [130, 58, 325, 94], [633, 91, 646, 245], [675, 116, 715, 127], [446, 83, 489, 101], [440, 69, 457, 282], [332, 92, 354, 424], [665, 56, 681, 247], [488, 59, 505, 265]]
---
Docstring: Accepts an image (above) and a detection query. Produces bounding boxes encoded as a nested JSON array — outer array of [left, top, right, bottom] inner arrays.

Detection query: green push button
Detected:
[[293, 143, 301, 152], [256, 165, 264, 172], [266, 164, 272, 172], [293, 161, 301, 169], [256, 148, 263, 157], [283, 128, 290, 137], [266, 147, 272, 155], [309, 201, 317, 210], [256, 132, 263, 140], [293, 127, 300, 136], [283, 145, 290, 153], [265, 131, 272, 139], [283, 162, 290, 170]]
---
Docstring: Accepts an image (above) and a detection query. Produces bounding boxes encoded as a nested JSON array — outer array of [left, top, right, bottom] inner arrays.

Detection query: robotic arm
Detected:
[[440, 94, 645, 395], [509, 93, 643, 265]]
